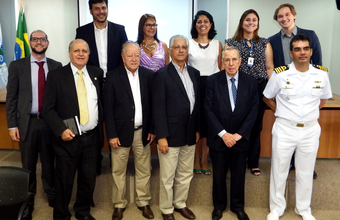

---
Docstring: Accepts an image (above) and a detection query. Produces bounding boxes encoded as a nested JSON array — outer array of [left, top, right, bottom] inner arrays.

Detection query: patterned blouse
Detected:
[[140, 41, 165, 72], [226, 37, 269, 80]]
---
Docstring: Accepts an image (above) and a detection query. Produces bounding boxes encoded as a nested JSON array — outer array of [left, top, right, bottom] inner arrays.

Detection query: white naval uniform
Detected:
[[263, 62, 332, 217]]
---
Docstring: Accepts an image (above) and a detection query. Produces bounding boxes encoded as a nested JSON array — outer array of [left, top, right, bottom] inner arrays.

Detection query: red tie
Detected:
[[36, 61, 45, 113]]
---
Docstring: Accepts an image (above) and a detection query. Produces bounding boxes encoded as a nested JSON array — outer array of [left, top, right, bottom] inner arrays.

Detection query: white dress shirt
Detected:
[[71, 63, 98, 132], [94, 22, 108, 76], [126, 67, 143, 127]]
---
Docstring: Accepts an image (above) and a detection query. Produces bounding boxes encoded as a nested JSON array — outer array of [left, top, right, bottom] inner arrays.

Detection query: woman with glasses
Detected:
[[225, 9, 274, 176], [188, 10, 222, 175], [137, 14, 169, 72]]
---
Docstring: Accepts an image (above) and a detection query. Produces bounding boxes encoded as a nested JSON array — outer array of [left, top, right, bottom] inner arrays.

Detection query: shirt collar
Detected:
[[225, 71, 239, 81], [124, 66, 139, 77], [172, 61, 187, 73], [30, 55, 47, 63], [281, 26, 297, 38], [93, 21, 107, 31], [70, 62, 88, 76]]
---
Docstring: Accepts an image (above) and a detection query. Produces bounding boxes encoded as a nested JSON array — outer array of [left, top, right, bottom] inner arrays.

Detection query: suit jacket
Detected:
[[104, 65, 154, 147], [152, 62, 200, 147], [269, 26, 322, 67], [205, 70, 258, 152], [6, 56, 62, 141], [75, 21, 128, 73], [42, 63, 104, 157]]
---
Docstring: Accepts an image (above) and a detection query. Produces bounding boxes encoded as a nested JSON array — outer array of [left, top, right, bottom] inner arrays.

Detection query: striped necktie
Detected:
[[77, 70, 89, 125], [230, 77, 237, 105]]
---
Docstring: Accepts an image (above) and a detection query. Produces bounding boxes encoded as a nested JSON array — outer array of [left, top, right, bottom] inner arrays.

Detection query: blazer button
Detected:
[[132, 106, 135, 108], [131, 118, 134, 121]]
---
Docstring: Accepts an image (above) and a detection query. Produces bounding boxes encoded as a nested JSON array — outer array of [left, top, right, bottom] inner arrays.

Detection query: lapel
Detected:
[[107, 21, 112, 59], [168, 63, 189, 101], [87, 66, 101, 97], [139, 67, 147, 105], [119, 66, 134, 101], [22, 56, 33, 100], [187, 66, 198, 100], [64, 64, 78, 106], [89, 22, 99, 62], [217, 71, 232, 112]]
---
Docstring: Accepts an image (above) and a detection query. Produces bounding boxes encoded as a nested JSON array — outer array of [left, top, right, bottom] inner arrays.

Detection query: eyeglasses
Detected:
[[30, 37, 48, 42], [171, 45, 188, 50], [144, 23, 158, 28]]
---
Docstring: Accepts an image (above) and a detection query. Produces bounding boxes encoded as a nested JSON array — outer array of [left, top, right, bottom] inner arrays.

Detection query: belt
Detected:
[[277, 118, 317, 127], [134, 125, 142, 131], [30, 114, 43, 119], [80, 127, 97, 137]]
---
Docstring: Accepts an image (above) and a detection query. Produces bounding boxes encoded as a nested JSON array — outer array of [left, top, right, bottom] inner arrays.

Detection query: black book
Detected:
[[63, 116, 82, 136]]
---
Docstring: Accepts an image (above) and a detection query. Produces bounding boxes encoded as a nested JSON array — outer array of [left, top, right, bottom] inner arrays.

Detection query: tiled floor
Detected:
[[1, 149, 339, 220]]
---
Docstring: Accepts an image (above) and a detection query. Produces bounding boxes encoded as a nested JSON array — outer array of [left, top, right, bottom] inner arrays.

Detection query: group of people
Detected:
[[5, 1, 332, 220]]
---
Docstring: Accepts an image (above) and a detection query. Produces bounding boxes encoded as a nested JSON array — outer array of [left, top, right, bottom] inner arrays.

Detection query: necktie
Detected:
[[36, 61, 45, 113], [230, 77, 237, 105], [77, 70, 89, 125]]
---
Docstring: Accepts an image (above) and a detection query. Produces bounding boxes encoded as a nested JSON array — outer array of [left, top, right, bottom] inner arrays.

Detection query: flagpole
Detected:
[[20, 0, 23, 13]]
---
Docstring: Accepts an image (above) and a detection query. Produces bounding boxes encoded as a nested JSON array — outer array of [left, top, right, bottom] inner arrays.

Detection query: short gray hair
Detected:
[[169, 35, 189, 48], [222, 46, 240, 59], [121, 41, 141, 55]]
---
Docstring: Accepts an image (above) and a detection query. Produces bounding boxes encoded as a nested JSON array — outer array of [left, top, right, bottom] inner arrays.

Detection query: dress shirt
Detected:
[[281, 26, 297, 65], [94, 22, 108, 76], [71, 63, 98, 132], [30, 56, 48, 114], [125, 66, 143, 127], [172, 61, 195, 114], [263, 62, 332, 123], [218, 72, 239, 138]]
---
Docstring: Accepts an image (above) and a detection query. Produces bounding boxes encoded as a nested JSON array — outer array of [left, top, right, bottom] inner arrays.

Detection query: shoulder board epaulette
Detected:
[[313, 64, 328, 72], [274, 65, 289, 74]]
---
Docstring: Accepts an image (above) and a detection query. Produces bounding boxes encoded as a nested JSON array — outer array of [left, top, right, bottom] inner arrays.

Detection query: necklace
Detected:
[[142, 40, 157, 51], [198, 42, 209, 49]]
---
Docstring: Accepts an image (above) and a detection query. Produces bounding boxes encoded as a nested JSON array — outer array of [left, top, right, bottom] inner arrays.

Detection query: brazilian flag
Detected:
[[14, 9, 30, 60]]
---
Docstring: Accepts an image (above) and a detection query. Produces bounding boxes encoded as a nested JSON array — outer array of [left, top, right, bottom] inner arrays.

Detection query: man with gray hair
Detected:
[[205, 46, 258, 220], [104, 41, 155, 220], [152, 35, 200, 220]]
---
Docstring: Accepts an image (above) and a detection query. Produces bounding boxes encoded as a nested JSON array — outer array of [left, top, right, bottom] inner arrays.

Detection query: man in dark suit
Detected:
[[153, 35, 200, 220], [43, 39, 103, 220], [104, 41, 155, 220], [269, 3, 322, 68], [205, 46, 258, 220], [75, 0, 127, 174], [6, 30, 62, 217], [75, 0, 127, 76]]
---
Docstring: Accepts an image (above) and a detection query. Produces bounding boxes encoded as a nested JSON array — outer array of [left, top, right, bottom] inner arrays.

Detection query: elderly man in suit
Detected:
[[152, 35, 200, 220], [205, 46, 258, 220], [76, 0, 127, 175], [43, 39, 103, 220], [6, 30, 62, 218], [104, 41, 155, 220]]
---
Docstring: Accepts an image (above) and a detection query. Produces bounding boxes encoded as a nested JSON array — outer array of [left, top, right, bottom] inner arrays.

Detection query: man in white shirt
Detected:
[[104, 41, 155, 220], [264, 34, 332, 220]]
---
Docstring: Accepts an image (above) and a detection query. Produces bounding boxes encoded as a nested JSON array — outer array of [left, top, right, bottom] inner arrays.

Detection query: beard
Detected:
[[31, 47, 47, 55]]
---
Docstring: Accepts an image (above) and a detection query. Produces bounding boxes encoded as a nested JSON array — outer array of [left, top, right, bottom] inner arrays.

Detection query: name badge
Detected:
[[247, 57, 254, 67]]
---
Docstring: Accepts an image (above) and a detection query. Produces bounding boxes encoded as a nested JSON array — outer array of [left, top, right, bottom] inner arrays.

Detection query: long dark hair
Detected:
[[190, 10, 217, 39], [137, 14, 160, 44], [232, 9, 260, 42]]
